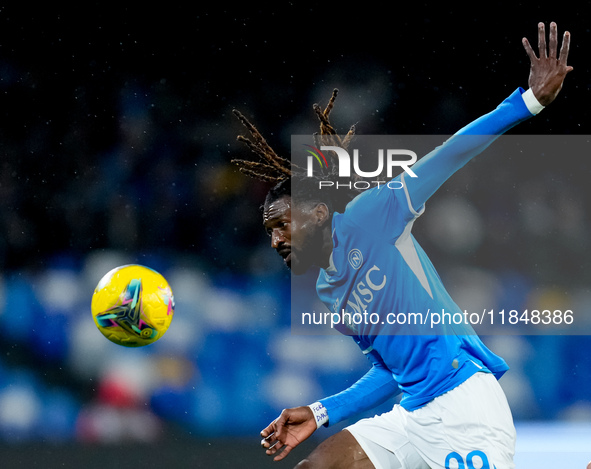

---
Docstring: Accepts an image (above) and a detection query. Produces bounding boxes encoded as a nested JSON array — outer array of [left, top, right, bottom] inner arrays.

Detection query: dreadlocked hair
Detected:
[[232, 88, 360, 213], [231, 108, 295, 183], [312, 89, 356, 161]]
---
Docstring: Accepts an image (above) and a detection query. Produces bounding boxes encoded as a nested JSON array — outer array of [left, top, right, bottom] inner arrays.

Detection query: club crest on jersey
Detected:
[[348, 249, 363, 270]]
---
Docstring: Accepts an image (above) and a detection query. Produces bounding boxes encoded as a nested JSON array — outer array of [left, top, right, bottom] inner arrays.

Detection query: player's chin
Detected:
[[288, 253, 312, 276]]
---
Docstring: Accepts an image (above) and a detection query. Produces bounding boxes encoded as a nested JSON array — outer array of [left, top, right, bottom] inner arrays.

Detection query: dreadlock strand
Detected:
[[232, 149, 291, 180], [233, 110, 283, 164], [238, 166, 286, 183], [232, 159, 288, 181], [234, 135, 269, 163], [323, 88, 339, 120], [231, 88, 355, 186], [313, 103, 336, 136], [232, 110, 264, 144], [313, 132, 322, 150], [341, 125, 356, 150], [233, 109, 294, 181]]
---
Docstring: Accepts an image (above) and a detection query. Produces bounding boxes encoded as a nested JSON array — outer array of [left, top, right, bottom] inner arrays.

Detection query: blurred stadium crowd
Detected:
[[0, 4, 589, 453]]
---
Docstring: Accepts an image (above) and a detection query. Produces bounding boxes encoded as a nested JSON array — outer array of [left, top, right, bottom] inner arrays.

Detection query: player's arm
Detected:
[[260, 360, 399, 461], [318, 357, 400, 426], [405, 21, 572, 212]]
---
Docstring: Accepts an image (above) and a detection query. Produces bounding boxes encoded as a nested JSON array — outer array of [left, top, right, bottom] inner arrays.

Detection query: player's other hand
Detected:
[[522, 21, 573, 106], [260, 406, 318, 461]]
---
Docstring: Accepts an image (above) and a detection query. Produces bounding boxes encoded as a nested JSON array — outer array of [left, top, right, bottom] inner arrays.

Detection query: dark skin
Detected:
[[261, 22, 572, 468], [263, 196, 333, 276], [522, 22, 573, 105]]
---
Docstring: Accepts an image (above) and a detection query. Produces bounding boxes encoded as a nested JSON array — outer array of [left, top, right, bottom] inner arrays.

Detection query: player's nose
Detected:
[[271, 230, 284, 249]]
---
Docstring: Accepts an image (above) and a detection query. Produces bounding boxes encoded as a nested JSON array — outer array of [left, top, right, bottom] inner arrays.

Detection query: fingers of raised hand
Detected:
[[558, 30, 572, 66], [548, 22, 558, 59], [537, 22, 547, 59], [524, 22, 572, 72], [522, 36, 536, 61]]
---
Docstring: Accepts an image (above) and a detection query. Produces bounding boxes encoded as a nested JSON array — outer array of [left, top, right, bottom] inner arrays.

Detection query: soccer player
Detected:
[[233, 22, 572, 469]]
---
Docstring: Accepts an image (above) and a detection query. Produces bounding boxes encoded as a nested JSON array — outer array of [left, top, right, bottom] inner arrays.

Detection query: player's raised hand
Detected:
[[522, 21, 573, 106], [260, 406, 318, 461]]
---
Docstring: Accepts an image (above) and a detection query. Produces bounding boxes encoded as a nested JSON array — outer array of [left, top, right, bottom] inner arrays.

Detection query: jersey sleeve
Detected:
[[342, 174, 423, 242], [404, 87, 537, 211], [341, 88, 536, 239], [318, 352, 401, 427]]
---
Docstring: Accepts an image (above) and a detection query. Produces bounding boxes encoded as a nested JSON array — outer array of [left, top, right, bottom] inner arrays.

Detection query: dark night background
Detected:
[[0, 3, 589, 468], [0, 4, 589, 270]]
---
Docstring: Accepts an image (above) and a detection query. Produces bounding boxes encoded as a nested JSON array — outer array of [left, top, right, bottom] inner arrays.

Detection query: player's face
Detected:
[[263, 196, 323, 275]]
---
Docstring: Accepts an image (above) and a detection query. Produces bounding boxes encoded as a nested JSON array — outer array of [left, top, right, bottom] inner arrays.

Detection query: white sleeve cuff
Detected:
[[522, 88, 545, 115], [308, 402, 329, 428]]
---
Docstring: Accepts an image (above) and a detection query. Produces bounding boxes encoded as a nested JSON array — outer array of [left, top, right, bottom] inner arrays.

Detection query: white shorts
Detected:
[[345, 372, 516, 469]]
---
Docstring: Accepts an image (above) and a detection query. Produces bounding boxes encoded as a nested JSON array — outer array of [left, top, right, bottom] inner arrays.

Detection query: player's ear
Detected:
[[314, 203, 330, 226]]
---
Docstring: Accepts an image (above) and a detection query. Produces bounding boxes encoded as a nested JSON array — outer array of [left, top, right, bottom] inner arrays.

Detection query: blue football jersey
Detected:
[[315, 88, 536, 425]]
